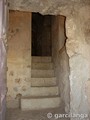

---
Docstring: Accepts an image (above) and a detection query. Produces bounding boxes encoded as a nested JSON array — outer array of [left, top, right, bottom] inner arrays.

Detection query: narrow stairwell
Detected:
[[21, 56, 61, 110]]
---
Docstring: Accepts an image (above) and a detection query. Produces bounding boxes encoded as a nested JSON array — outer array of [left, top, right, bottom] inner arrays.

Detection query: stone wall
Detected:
[[51, 16, 70, 113], [7, 1, 90, 119], [7, 11, 31, 108], [66, 6, 90, 119]]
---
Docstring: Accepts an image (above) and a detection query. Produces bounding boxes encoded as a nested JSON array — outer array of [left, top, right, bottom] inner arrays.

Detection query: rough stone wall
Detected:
[[7, 0, 90, 119], [0, 0, 7, 119], [66, 5, 90, 119], [8, 0, 90, 15], [7, 11, 31, 108], [51, 16, 70, 113]]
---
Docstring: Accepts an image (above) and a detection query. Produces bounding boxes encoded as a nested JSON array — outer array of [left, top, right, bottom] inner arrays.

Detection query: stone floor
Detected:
[[6, 107, 70, 120]]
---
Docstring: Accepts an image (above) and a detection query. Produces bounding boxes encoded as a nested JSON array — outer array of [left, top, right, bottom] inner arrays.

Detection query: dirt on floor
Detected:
[[6, 107, 70, 120]]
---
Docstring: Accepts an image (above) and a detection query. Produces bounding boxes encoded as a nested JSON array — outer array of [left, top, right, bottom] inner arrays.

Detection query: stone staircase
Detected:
[[21, 56, 61, 110]]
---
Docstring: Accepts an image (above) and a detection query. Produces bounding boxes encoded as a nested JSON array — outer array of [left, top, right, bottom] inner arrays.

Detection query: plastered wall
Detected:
[[7, 11, 31, 108]]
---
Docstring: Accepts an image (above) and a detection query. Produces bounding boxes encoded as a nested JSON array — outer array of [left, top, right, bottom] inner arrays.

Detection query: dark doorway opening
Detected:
[[32, 13, 52, 56]]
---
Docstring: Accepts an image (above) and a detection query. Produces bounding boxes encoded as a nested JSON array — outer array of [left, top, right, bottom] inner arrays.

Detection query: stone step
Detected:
[[30, 86, 59, 96], [32, 56, 52, 63], [32, 62, 54, 70], [21, 96, 61, 110], [31, 70, 55, 78], [31, 77, 57, 87]]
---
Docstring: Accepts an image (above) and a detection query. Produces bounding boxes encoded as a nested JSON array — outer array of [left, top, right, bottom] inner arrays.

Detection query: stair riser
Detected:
[[31, 78, 56, 87], [22, 56, 60, 111], [31, 70, 55, 78], [32, 63, 53, 70], [32, 57, 52, 63], [21, 97, 61, 110], [30, 87, 59, 96]]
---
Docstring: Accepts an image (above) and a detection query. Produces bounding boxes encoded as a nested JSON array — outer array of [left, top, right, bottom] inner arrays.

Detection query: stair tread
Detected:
[[21, 56, 60, 111], [21, 96, 61, 110], [32, 56, 52, 59], [32, 61, 52, 63], [29, 86, 59, 97], [31, 86, 58, 88], [32, 62, 53, 70], [31, 69, 54, 71], [32, 69, 54, 71], [32, 56, 52, 58], [31, 85, 57, 87], [31, 77, 57, 85], [31, 86, 57, 88], [31, 77, 56, 79], [32, 56, 52, 63], [31, 69, 55, 78], [22, 95, 60, 99]]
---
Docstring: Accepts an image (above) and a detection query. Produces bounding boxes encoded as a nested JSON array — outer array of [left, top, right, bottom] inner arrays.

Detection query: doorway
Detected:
[[7, 11, 70, 120], [32, 13, 52, 56]]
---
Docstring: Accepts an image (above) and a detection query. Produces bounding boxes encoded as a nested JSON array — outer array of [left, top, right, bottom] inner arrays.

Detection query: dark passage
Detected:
[[32, 13, 52, 56]]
